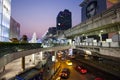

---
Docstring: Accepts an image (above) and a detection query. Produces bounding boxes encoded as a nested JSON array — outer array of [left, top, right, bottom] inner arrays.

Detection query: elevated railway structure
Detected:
[[61, 2, 120, 58]]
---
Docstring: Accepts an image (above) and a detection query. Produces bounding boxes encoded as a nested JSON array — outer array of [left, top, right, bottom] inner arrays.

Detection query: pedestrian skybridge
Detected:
[[0, 42, 74, 69]]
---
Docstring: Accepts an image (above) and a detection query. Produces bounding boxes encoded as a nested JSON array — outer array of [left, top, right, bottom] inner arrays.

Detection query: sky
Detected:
[[11, 0, 83, 39]]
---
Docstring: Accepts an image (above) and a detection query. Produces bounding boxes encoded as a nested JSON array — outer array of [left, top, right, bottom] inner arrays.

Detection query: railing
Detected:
[[0, 43, 73, 69], [0, 42, 42, 58], [75, 56, 120, 79], [0, 42, 72, 58], [74, 42, 119, 48]]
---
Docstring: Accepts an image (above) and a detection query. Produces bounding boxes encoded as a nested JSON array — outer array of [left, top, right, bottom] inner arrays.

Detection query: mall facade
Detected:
[[0, 0, 11, 42]]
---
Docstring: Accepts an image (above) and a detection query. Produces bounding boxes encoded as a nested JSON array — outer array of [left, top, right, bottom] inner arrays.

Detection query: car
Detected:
[[69, 55, 75, 59], [56, 76, 61, 80], [94, 77, 104, 80], [66, 60, 72, 65], [75, 65, 87, 74], [60, 68, 70, 79]]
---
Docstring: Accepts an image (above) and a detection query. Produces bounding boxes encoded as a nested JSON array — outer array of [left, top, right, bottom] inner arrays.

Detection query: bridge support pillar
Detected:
[[118, 31, 120, 47], [21, 57, 25, 71], [32, 54, 35, 64], [39, 51, 43, 61]]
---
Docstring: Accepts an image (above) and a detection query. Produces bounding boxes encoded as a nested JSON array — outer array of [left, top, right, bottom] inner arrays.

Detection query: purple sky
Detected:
[[11, 0, 83, 39]]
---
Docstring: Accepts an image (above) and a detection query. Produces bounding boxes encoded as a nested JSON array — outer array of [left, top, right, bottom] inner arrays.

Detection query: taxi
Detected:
[[66, 60, 72, 66]]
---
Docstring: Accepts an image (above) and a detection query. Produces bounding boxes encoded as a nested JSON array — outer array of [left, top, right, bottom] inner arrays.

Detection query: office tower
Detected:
[[10, 17, 20, 40], [56, 9, 72, 30], [48, 27, 57, 35]]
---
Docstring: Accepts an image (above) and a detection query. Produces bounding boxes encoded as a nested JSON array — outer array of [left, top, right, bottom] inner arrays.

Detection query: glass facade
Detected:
[[0, 0, 11, 42]]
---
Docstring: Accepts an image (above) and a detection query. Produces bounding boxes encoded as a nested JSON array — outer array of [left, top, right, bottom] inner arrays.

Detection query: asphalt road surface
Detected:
[[57, 60, 96, 80]]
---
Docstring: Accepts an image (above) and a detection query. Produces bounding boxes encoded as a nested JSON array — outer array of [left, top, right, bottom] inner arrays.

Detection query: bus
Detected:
[[15, 67, 43, 80]]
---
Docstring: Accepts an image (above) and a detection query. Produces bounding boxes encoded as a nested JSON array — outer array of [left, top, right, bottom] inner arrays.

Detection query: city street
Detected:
[[55, 59, 96, 80], [0, 1, 120, 80]]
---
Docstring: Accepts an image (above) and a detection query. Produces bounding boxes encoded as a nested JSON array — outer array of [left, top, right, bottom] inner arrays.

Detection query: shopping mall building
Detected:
[[0, 0, 11, 42]]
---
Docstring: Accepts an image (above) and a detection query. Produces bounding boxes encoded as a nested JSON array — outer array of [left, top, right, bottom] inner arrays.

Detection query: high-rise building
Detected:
[[48, 27, 57, 35], [56, 9, 72, 30], [80, 0, 120, 22], [10, 17, 20, 40], [0, 0, 11, 42]]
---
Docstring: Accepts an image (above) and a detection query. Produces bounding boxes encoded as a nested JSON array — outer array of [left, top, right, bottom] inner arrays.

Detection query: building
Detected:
[[80, 0, 120, 41], [10, 17, 20, 40], [80, 0, 120, 22], [0, 0, 11, 42], [48, 27, 57, 35], [56, 9, 72, 30]]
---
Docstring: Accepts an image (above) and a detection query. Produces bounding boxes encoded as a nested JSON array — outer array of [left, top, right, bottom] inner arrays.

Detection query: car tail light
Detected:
[[95, 77, 104, 80], [81, 69, 87, 73]]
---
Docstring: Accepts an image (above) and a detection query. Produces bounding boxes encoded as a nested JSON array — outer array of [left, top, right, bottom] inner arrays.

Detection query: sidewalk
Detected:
[[0, 55, 35, 80], [0, 54, 61, 80]]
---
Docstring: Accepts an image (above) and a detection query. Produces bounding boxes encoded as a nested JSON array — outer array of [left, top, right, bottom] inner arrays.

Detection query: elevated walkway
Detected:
[[0, 44, 74, 69]]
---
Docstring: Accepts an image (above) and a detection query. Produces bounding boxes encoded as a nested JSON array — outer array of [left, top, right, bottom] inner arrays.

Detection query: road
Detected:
[[56, 60, 96, 80]]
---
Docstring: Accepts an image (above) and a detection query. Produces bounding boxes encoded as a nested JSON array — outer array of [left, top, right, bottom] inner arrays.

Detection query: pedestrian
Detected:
[[47, 67, 50, 72], [3, 66, 5, 72], [1, 77, 6, 80], [29, 59, 31, 62]]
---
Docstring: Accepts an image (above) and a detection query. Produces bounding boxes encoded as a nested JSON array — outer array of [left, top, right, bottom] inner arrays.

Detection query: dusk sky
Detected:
[[11, 0, 83, 39]]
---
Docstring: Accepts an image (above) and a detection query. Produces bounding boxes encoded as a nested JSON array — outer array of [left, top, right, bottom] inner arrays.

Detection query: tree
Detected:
[[20, 35, 28, 43], [10, 38, 19, 43]]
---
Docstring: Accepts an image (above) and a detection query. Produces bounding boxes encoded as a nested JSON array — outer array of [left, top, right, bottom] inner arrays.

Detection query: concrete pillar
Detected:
[[99, 34, 102, 42], [54, 51, 56, 72], [118, 31, 120, 47], [85, 35, 88, 45], [32, 54, 35, 64], [99, 30, 103, 42], [21, 57, 25, 71], [39, 51, 43, 61], [82, 34, 85, 42], [117, 13, 120, 21]]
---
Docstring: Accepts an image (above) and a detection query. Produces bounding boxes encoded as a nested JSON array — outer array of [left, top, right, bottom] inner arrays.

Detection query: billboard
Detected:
[[80, 0, 106, 22], [107, 0, 120, 8], [80, 0, 120, 22]]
